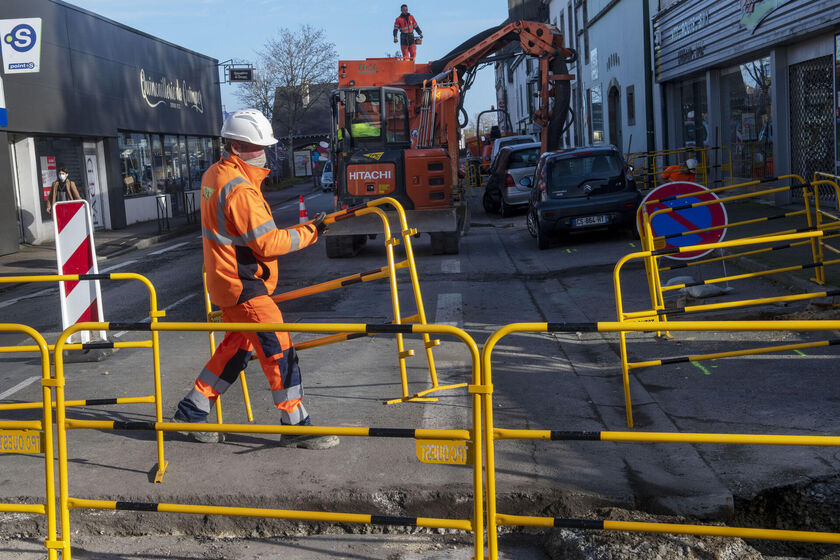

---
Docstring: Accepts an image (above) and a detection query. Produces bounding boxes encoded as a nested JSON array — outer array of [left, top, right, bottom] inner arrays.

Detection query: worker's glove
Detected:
[[418, 33, 423, 38], [393, 36, 398, 43], [312, 212, 328, 235]]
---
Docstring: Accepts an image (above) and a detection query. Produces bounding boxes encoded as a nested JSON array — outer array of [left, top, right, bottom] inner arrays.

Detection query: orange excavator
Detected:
[[324, 19, 576, 257]]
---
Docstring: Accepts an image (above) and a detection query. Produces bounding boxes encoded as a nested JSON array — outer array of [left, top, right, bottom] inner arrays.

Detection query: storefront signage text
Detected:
[[670, 10, 710, 44], [139, 69, 204, 113], [678, 44, 705, 64]]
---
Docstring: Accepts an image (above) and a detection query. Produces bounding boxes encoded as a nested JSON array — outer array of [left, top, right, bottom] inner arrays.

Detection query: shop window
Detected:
[[118, 132, 155, 197], [678, 76, 708, 149], [590, 84, 604, 144], [722, 56, 772, 179]]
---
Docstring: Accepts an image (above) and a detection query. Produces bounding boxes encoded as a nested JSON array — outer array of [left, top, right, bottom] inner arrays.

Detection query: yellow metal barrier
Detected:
[[614, 231, 828, 426], [0, 272, 169, 482], [633, 175, 840, 323], [203, 197, 451, 409], [627, 145, 734, 191], [0, 324, 59, 559], [481, 320, 840, 559], [52, 319, 484, 559]]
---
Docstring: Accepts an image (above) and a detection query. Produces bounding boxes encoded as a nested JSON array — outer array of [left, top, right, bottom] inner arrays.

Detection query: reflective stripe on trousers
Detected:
[[191, 294, 310, 425]]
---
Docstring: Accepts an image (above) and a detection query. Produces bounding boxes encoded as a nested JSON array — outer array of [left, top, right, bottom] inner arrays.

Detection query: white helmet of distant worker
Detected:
[[685, 158, 699, 171], [220, 109, 278, 146]]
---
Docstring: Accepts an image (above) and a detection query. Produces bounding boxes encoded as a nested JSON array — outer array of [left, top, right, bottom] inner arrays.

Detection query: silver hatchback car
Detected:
[[482, 142, 542, 217]]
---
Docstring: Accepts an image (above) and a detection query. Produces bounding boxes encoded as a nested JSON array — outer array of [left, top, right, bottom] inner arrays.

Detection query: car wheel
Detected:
[[526, 208, 538, 238], [536, 218, 550, 250], [482, 190, 500, 215]]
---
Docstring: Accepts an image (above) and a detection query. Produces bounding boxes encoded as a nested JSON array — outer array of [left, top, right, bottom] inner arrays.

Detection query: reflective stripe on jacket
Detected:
[[201, 153, 319, 308]]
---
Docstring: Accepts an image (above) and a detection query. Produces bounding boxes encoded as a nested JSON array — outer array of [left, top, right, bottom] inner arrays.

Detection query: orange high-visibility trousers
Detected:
[[192, 295, 309, 425], [401, 43, 417, 60]]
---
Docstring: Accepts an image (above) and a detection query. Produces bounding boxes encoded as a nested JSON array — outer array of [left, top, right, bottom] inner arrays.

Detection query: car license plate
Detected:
[[573, 215, 609, 227]]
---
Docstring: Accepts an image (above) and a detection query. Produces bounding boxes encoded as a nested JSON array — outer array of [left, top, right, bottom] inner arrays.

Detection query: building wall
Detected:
[[654, 0, 840, 83], [0, 0, 223, 251]]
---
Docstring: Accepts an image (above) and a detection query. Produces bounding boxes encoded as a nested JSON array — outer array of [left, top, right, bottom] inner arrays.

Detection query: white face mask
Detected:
[[59, 173, 68, 181], [243, 152, 267, 168]]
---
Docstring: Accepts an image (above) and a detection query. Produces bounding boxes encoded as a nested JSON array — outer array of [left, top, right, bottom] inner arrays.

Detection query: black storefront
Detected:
[[0, 0, 222, 255]]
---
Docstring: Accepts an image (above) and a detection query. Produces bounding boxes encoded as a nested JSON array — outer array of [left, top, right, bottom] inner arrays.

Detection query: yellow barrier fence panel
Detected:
[[0, 324, 60, 559], [613, 231, 823, 427], [52, 320, 483, 560], [0, 273, 169, 483], [482, 321, 840, 559]]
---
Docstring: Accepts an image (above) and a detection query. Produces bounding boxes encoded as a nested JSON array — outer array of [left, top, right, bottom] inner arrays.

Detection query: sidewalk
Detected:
[[0, 182, 315, 280]]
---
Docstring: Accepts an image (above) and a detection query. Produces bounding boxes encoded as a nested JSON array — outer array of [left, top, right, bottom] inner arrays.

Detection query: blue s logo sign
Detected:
[[4, 24, 36, 53]]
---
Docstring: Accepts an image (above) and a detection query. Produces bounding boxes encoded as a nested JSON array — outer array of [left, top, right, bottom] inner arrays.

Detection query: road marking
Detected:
[[441, 259, 460, 273], [113, 293, 198, 339], [0, 288, 54, 309], [0, 376, 40, 400], [149, 241, 190, 255], [435, 293, 462, 327], [162, 293, 197, 312], [100, 259, 137, 273]]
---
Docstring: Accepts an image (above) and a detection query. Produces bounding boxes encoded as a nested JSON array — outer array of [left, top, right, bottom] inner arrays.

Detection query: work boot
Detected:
[[278, 433, 339, 449], [170, 415, 224, 444]]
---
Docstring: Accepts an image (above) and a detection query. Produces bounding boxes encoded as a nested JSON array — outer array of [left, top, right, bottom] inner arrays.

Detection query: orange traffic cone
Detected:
[[298, 195, 308, 223]]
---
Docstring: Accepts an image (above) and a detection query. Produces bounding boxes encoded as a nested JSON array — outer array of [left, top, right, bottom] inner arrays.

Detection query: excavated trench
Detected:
[[5, 480, 840, 559]]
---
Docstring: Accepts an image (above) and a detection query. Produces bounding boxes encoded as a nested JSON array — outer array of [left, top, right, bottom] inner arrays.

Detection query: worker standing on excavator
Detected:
[[393, 4, 422, 61]]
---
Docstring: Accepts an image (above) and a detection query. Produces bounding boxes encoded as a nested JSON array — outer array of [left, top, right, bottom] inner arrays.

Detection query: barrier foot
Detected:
[[383, 396, 438, 405], [63, 347, 112, 363], [154, 460, 168, 483], [383, 382, 468, 405]]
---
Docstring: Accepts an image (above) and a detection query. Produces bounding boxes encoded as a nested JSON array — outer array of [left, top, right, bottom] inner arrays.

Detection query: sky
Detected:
[[66, 0, 511, 123]]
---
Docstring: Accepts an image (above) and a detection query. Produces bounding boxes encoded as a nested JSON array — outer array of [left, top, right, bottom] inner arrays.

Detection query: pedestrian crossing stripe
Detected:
[[0, 76, 7, 127]]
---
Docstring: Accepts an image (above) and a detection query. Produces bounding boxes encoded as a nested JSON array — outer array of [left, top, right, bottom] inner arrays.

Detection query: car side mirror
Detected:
[[520, 177, 532, 187]]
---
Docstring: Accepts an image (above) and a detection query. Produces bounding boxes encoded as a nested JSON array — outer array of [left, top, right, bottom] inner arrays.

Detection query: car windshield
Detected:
[[507, 147, 540, 169], [498, 137, 534, 150], [546, 153, 623, 198]]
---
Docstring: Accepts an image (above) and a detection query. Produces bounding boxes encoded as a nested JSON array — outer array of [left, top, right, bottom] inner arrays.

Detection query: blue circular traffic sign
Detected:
[[639, 181, 728, 260]]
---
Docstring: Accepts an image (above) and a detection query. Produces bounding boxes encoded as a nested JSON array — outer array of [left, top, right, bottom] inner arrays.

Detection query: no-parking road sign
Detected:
[[638, 181, 728, 260]]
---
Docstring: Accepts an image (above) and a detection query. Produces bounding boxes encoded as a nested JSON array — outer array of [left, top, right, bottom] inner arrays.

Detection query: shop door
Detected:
[[83, 142, 104, 229], [608, 86, 622, 152], [790, 55, 833, 201]]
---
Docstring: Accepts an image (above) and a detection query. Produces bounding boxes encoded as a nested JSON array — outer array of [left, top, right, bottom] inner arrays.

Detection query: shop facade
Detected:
[[654, 0, 840, 195], [0, 0, 222, 255]]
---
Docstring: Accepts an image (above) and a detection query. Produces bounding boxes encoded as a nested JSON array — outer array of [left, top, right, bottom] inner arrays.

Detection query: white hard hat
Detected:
[[220, 109, 278, 146], [685, 158, 698, 171]]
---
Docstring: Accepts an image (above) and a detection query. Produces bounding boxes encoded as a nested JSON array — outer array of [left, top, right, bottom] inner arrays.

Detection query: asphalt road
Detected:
[[2, 188, 840, 558]]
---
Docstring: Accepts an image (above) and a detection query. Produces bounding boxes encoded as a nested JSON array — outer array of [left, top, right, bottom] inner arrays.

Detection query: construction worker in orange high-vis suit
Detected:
[[393, 3, 422, 61], [660, 158, 698, 182], [173, 108, 338, 450]]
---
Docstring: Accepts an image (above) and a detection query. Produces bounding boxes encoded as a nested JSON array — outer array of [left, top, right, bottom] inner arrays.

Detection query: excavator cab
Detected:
[[334, 87, 411, 152]]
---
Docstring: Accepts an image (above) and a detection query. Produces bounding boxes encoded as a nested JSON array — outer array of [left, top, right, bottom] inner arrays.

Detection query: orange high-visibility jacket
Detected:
[[201, 153, 319, 308], [660, 164, 695, 182]]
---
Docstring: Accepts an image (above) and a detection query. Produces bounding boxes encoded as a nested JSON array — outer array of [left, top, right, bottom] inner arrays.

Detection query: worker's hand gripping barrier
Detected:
[[203, 197, 454, 416], [51, 320, 486, 560], [0, 273, 170, 483], [0, 324, 61, 559], [481, 321, 840, 560]]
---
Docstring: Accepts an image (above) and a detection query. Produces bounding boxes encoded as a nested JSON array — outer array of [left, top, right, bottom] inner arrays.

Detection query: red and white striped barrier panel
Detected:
[[298, 195, 308, 223], [53, 200, 106, 343]]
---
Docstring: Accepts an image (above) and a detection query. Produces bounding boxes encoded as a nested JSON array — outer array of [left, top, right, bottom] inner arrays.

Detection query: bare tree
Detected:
[[233, 58, 276, 118], [236, 25, 337, 169]]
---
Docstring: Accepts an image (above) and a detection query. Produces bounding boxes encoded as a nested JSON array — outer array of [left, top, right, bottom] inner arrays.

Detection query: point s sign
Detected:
[[0, 18, 42, 74]]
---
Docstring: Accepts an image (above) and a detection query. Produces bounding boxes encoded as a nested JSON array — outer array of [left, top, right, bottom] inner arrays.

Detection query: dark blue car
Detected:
[[525, 146, 642, 250]]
